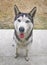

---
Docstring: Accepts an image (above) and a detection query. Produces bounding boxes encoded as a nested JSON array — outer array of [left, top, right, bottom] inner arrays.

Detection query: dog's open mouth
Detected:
[[19, 33, 24, 38]]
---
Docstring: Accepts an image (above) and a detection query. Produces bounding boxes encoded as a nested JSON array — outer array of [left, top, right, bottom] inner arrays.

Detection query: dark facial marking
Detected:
[[14, 30, 22, 42], [25, 28, 33, 40], [26, 20, 30, 23], [14, 13, 33, 24]]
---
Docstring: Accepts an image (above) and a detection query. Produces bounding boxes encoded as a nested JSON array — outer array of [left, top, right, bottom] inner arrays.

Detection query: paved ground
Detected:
[[0, 29, 47, 65]]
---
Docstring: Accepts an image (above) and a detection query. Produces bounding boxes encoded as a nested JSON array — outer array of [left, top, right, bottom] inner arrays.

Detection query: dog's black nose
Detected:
[[19, 27, 24, 32]]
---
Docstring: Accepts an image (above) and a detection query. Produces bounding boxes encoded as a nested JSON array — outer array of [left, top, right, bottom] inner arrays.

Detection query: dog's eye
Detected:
[[26, 20, 30, 23], [18, 19, 21, 22]]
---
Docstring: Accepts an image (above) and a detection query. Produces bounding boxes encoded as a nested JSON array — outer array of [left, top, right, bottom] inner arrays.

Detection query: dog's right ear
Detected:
[[14, 5, 20, 15]]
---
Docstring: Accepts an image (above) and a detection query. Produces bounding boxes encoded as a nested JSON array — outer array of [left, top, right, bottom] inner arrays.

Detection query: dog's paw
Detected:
[[14, 54, 18, 58], [15, 54, 19, 58], [25, 57, 29, 61]]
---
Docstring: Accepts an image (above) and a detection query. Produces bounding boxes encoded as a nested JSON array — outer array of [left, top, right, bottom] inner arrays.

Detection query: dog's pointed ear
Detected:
[[14, 5, 21, 15], [29, 7, 37, 18]]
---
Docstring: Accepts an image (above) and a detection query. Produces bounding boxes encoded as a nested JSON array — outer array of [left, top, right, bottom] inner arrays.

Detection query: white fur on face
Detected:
[[14, 15, 33, 35]]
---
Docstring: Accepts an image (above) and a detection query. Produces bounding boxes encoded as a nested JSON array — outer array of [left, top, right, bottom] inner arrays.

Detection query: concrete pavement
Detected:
[[0, 29, 47, 65]]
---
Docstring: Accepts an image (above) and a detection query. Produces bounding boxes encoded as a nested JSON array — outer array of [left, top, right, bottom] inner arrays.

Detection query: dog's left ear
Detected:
[[29, 7, 37, 18], [14, 5, 21, 15]]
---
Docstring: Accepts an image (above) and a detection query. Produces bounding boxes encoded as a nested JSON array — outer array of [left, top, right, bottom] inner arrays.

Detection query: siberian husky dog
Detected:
[[13, 5, 37, 61]]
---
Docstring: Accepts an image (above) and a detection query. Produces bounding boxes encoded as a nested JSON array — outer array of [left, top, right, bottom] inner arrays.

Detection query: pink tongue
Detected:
[[20, 33, 24, 38]]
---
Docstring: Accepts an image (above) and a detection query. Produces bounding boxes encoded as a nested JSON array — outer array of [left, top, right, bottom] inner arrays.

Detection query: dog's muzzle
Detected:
[[19, 27, 25, 38]]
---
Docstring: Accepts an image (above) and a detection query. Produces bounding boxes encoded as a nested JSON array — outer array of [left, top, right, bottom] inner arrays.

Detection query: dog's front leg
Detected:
[[15, 46, 19, 58], [25, 48, 29, 61]]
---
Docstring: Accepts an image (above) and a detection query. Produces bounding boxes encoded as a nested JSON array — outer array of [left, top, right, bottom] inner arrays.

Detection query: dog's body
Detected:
[[13, 5, 37, 61]]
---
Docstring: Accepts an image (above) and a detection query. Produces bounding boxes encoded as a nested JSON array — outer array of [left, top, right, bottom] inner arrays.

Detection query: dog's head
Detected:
[[14, 5, 37, 39]]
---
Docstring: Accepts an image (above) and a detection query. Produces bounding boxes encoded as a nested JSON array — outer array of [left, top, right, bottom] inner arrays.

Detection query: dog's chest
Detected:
[[18, 47, 26, 56], [17, 42, 27, 48], [16, 44, 27, 56]]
